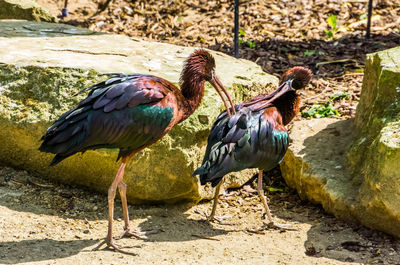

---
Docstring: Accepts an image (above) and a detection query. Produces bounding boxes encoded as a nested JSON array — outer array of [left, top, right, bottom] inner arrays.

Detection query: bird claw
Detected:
[[119, 228, 161, 240], [245, 221, 296, 234], [209, 215, 232, 223], [92, 238, 137, 256], [195, 209, 231, 224]]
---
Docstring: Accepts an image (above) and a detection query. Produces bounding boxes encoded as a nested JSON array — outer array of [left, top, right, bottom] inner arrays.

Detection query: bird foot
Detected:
[[210, 215, 232, 223], [92, 237, 137, 256], [119, 228, 161, 240], [195, 209, 231, 224], [245, 222, 296, 234]]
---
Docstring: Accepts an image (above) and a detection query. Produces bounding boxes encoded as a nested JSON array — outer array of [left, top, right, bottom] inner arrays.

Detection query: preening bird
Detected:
[[39, 49, 235, 254], [193, 66, 312, 229]]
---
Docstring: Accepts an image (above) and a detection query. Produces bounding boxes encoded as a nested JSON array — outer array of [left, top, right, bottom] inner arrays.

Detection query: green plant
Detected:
[[303, 50, 327, 56], [238, 29, 256, 49], [330, 91, 351, 101], [303, 50, 316, 56], [281, 47, 289, 53], [324, 14, 339, 39], [238, 29, 245, 45], [246, 41, 256, 49], [360, 13, 368, 20], [266, 187, 283, 192], [198, 36, 206, 44], [301, 101, 340, 118]]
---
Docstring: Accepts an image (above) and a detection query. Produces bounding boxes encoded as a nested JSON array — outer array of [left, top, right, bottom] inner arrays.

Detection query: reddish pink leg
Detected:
[[118, 180, 149, 240], [257, 170, 294, 231], [93, 163, 137, 255]]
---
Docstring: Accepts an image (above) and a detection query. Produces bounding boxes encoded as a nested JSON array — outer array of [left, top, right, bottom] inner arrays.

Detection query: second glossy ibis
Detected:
[[194, 66, 312, 229]]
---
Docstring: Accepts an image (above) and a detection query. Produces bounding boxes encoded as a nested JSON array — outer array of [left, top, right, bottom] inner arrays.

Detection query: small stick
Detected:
[[27, 178, 55, 189], [191, 234, 220, 241]]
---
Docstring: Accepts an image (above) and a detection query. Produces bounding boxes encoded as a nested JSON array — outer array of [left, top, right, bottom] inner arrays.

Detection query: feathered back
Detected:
[[39, 74, 174, 165]]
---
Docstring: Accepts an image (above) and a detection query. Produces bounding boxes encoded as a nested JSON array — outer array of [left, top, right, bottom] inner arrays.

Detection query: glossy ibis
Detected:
[[39, 49, 235, 254], [194, 66, 312, 229]]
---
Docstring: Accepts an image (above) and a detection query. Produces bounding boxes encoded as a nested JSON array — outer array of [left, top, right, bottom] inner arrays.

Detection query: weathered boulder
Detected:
[[0, 20, 276, 203], [348, 47, 400, 236], [0, 0, 57, 22], [281, 119, 358, 221], [281, 46, 400, 237]]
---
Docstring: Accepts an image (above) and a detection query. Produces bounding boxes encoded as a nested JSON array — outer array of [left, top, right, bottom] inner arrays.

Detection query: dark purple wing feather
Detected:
[[193, 106, 289, 187], [39, 74, 174, 165]]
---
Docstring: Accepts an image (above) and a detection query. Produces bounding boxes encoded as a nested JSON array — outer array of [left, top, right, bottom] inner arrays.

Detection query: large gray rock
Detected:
[[0, 20, 276, 203], [348, 47, 400, 236], [0, 0, 57, 22], [281, 118, 358, 223], [281, 46, 400, 237]]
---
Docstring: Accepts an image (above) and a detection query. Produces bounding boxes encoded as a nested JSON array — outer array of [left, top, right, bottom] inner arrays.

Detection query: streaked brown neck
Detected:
[[178, 50, 211, 121], [273, 91, 301, 125], [179, 74, 206, 120]]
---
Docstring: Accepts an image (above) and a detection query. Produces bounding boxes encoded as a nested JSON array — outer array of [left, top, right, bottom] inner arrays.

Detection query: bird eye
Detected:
[[292, 79, 302, 90], [204, 71, 213, 81], [210, 70, 216, 80]]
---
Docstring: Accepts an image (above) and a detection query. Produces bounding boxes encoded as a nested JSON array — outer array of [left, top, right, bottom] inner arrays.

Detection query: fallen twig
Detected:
[[27, 178, 55, 189], [191, 234, 220, 241]]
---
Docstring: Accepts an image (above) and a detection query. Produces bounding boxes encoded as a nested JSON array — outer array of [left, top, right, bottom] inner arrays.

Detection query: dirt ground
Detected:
[[2, 0, 400, 264], [1, 167, 400, 264]]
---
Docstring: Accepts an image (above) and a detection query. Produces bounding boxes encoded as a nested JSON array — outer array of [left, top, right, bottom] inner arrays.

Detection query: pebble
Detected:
[[96, 21, 105, 28]]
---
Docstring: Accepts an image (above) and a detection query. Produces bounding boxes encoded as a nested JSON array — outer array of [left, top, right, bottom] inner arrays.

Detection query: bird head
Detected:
[[264, 66, 312, 103], [180, 49, 216, 82], [180, 49, 235, 116], [280, 66, 312, 90]]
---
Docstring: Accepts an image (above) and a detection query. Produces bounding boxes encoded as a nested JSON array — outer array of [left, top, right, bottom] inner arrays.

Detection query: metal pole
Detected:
[[62, 0, 69, 17], [234, 0, 239, 58], [366, 0, 373, 38]]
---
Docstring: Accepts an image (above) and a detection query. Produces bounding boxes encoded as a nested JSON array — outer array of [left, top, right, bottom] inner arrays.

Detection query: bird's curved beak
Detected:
[[266, 79, 294, 103], [209, 75, 236, 117]]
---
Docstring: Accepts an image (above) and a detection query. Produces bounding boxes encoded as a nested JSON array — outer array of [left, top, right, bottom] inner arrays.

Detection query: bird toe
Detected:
[[119, 228, 161, 240], [92, 237, 138, 256]]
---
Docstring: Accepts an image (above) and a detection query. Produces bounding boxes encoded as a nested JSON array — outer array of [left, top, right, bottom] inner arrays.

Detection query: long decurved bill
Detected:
[[243, 79, 294, 110], [266, 79, 294, 103], [209, 75, 236, 117]]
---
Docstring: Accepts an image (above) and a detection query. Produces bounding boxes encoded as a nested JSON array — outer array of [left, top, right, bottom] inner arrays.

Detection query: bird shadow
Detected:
[[0, 214, 231, 264], [0, 175, 231, 239], [0, 239, 95, 264], [0, 174, 231, 263], [133, 204, 235, 243]]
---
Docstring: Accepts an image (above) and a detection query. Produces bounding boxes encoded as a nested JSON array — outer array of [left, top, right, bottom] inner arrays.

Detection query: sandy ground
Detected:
[[1, 167, 399, 265]]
